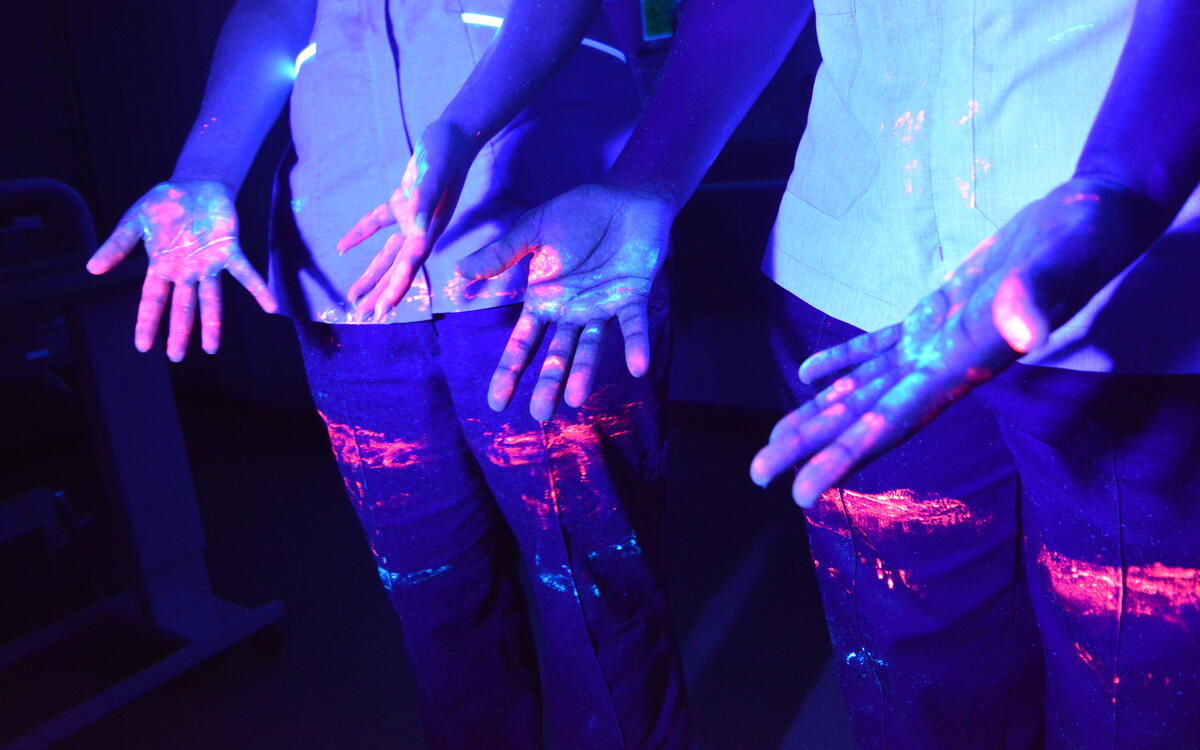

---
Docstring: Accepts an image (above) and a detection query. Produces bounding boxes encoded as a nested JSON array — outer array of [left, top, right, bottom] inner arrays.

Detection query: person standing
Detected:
[[87, 1, 692, 747], [458, 0, 1200, 746]]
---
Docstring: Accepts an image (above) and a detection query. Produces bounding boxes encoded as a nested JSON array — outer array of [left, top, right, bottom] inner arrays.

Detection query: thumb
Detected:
[[992, 273, 1049, 354], [87, 212, 141, 274], [456, 223, 535, 281]]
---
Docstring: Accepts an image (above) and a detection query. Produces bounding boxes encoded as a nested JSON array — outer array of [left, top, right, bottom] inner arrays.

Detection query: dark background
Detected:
[[0, 2, 854, 748]]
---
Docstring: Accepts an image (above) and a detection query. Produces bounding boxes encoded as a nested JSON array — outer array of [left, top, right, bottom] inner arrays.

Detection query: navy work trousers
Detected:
[[295, 299, 691, 750], [770, 284, 1200, 749]]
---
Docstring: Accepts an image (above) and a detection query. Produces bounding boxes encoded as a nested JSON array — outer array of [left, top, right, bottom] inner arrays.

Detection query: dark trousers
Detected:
[[295, 299, 691, 750], [769, 284, 1200, 749]]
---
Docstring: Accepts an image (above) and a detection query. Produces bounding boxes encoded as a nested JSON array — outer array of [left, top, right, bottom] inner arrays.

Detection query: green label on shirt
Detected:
[[641, 0, 675, 41]]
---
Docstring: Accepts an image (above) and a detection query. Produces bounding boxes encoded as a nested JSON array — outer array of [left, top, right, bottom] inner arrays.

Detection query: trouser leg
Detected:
[[768, 285, 1043, 749], [438, 298, 693, 750], [982, 366, 1200, 749], [296, 322, 542, 750]]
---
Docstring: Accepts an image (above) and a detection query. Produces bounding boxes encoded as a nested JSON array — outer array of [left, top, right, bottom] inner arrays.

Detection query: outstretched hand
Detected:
[[750, 177, 1156, 507], [86, 180, 276, 361], [337, 120, 478, 320], [456, 182, 675, 421]]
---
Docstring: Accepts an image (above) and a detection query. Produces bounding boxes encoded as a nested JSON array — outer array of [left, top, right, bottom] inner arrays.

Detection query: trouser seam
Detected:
[[1104, 393, 1126, 750], [998, 467, 1025, 748], [834, 488, 888, 746], [539, 418, 629, 750]]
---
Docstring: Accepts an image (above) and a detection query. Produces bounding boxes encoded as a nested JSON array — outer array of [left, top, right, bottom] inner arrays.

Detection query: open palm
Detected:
[[87, 180, 276, 361], [457, 182, 674, 420]]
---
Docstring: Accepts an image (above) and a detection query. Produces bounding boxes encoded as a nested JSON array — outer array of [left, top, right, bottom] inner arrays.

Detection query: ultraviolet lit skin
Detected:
[[456, 182, 673, 422], [337, 119, 478, 321], [87, 180, 277, 361], [749, 177, 1157, 507]]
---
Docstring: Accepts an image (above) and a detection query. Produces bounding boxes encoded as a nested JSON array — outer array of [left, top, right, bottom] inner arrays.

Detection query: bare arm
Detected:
[[337, 0, 611, 318], [602, 0, 813, 209], [88, 0, 317, 360], [440, 0, 605, 148], [454, 0, 813, 418], [752, 0, 1200, 505], [171, 0, 317, 190]]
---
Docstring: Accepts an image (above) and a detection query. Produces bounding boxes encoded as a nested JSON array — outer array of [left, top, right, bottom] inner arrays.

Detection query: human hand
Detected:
[[456, 182, 675, 421], [337, 119, 480, 320], [86, 180, 276, 361], [750, 177, 1157, 506]]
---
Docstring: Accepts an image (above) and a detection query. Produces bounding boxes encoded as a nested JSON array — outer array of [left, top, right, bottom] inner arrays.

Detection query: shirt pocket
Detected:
[[811, 0, 860, 96], [786, 77, 878, 219], [786, 0, 877, 218]]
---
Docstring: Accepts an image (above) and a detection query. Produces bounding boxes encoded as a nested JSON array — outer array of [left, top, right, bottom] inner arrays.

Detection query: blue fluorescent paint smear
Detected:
[[587, 533, 642, 560], [1046, 24, 1094, 44], [378, 563, 452, 590]]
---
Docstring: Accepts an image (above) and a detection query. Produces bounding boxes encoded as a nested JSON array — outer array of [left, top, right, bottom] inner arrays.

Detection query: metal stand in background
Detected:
[[0, 179, 283, 750]]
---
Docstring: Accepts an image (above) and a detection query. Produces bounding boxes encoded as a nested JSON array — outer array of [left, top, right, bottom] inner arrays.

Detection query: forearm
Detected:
[[171, 0, 316, 191], [603, 0, 812, 210], [438, 0, 603, 147], [1074, 0, 1200, 233]]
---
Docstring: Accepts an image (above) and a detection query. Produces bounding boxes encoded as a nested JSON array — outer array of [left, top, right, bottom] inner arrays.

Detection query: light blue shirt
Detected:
[[765, 0, 1200, 374], [274, 0, 640, 323]]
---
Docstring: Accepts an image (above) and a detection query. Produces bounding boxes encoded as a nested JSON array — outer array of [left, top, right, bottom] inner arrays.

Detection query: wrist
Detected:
[[1064, 172, 1174, 242], [598, 171, 685, 216], [166, 171, 240, 196], [420, 117, 488, 163]]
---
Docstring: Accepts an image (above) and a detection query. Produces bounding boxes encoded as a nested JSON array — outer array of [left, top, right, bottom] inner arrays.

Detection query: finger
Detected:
[[769, 369, 874, 444], [88, 213, 141, 274], [224, 248, 278, 313], [992, 274, 1047, 354], [565, 321, 604, 408], [791, 371, 938, 507], [530, 323, 581, 422], [456, 218, 536, 280], [199, 275, 222, 354], [488, 309, 546, 412], [348, 231, 405, 309], [773, 353, 900, 444], [799, 323, 902, 384], [166, 281, 197, 362], [751, 373, 894, 487], [372, 232, 429, 320], [617, 303, 651, 377], [134, 273, 171, 353], [337, 203, 394, 254]]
